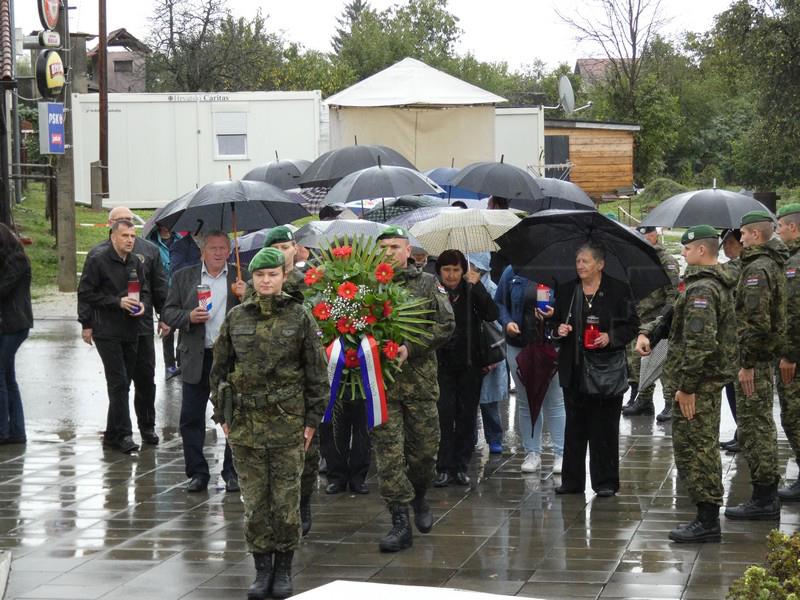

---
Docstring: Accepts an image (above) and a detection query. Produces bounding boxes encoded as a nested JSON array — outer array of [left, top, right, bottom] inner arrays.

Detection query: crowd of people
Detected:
[[1, 200, 799, 599]]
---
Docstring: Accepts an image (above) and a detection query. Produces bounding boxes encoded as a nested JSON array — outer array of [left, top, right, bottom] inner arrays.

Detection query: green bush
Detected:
[[727, 530, 800, 600], [638, 177, 689, 215]]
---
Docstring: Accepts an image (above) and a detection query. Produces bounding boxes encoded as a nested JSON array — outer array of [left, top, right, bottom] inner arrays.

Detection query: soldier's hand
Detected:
[[304, 427, 316, 451], [635, 334, 651, 356], [221, 423, 230, 437], [506, 322, 521, 336], [190, 307, 210, 324], [81, 328, 93, 346], [780, 359, 796, 385], [397, 344, 409, 365], [675, 390, 696, 420], [738, 367, 755, 397]]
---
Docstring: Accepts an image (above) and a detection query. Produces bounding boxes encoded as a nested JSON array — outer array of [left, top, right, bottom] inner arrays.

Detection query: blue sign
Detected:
[[37, 102, 65, 155]]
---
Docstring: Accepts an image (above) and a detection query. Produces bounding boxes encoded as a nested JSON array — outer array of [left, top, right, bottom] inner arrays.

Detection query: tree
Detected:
[[331, 0, 372, 54]]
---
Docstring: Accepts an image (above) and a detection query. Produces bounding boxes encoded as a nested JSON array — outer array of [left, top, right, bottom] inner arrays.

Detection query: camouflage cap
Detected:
[[249, 247, 285, 271], [740, 210, 774, 227], [777, 203, 800, 219], [681, 225, 718, 245], [263, 226, 294, 247], [376, 225, 408, 240]]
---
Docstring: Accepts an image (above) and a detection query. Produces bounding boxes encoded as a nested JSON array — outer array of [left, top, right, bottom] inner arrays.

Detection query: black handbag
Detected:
[[477, 321, 507, 367], [579, 348, 628, 398]]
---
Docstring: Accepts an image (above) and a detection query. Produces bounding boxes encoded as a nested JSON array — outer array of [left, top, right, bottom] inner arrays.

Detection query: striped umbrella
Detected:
[[409, 208, 521, 256]]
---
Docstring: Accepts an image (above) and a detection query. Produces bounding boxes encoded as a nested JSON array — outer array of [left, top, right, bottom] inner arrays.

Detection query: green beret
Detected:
[[637, 226, 656, 234], [681, 225, 719, 245], [263, 226, 294, 247], [249, 247, 285, 271], [740, 210, 774, 227], [778, 203, 800, 219], [376, 225, 408, 240]]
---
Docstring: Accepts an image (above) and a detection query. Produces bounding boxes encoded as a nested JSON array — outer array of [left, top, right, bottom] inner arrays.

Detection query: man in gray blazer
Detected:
[[163, 231, 246, 492]]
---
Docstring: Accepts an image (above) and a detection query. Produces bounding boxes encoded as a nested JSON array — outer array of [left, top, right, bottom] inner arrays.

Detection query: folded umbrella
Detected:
[[640, 188, 772, 229], [243, 159, 311, 190], [299, 144, 416, 188], [409, 208, 521, 256], [449, 158, 544, 211], [496, 209, 671, 302], [639, 339, 669, 391], [516, 332, 559, 427]]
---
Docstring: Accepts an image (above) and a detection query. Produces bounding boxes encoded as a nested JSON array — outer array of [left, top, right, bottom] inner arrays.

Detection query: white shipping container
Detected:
[[495, 107, 545, 176], [71, 91, 322, 209]]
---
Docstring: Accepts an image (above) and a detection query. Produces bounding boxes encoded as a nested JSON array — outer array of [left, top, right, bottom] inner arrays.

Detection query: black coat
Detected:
[[554, 273, 639, 390], [0, 251, 33, 334], [437, 279, 500, 368]]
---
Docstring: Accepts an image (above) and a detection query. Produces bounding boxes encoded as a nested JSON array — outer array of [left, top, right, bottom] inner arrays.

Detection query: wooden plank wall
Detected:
[[544, 127, 635, 199]]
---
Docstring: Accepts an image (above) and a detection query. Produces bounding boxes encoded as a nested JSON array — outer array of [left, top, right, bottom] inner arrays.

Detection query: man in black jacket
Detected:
[[86, 207, 169, 445], [78, 220, 150, 454]]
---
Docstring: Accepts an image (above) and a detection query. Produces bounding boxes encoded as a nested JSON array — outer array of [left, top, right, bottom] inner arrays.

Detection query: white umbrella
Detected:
[[409, 208, 521, 256]]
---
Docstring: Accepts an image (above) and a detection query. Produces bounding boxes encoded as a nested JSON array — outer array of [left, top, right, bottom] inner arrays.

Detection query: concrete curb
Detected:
[[0, 550, 10, 599]]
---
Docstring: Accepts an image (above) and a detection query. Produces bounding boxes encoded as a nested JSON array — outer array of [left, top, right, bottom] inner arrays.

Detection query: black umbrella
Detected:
[[496, 209, 670, 302], [322, 165, 443, 208], [533, 177, 596, 211], [299, 144, 416, 188], [243, 159, 311, 190], [640, 188, 772, 229], [142, 188, 199, 237], [449, 157, 544, 210]]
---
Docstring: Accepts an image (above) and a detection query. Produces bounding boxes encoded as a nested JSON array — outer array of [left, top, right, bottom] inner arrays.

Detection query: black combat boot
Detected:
[[411, 488, 433, 533], [271, 551, 294, 599], [623, 383, 639, 409], [300, 494, 312, 536], [725, 483, 781, 520], [247, 552, 273, 600], [621, 393, 654, 417], [379, 503, 413, 552], [656, 404, 672, 422], [720, 429, 738, 451], [778, 479, 800, 501], [668, 503, 721, 543]]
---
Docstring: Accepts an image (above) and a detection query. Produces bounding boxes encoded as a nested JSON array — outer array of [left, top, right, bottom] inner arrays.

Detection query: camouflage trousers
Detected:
[[775, 363, 800, 462], [371, 394, 440, 505], [672, 384, 724, 506], [300, 434, 320, 499], [735, 363, 779, 486], [231, 442, 304, 553], [628, 341, 672, 406]]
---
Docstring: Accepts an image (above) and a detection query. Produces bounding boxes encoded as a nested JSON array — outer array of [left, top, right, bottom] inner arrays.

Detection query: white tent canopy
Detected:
[[326, 58, 506, 170]]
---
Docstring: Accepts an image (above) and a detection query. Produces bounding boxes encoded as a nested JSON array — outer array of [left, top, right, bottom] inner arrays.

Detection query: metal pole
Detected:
[[0, 92, 11, 226], [98, 0, 108, 201], [9, 0, 22, 204]]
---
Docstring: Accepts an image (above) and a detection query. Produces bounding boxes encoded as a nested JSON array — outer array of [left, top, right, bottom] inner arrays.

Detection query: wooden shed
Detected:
[[544, 119, 640, 200]]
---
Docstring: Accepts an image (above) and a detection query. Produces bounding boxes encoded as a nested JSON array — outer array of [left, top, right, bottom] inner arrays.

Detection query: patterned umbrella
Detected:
[[362, 195, 449, 222], [409, 208, 521, 256]]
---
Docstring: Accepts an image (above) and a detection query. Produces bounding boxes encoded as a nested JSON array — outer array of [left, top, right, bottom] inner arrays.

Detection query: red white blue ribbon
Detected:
[[322, 337, 346, 423], [357, 335, 388, 428]]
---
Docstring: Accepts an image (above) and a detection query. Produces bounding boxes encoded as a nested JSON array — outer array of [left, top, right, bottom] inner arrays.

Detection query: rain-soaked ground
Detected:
[[2, 313, 799, 600]]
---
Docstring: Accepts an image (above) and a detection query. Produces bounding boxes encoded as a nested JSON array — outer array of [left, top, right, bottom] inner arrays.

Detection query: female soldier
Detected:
[[210, 247, 327, 600]]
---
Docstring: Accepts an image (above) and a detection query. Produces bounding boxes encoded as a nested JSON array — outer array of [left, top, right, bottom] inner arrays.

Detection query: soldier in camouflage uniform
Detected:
[[719, 230, 744, 452], [210, 247, 327, 599], [374, 226, 455, 552], [637, 225, 737, 543], [624, 226, 680, 419], [775, 204, 800, 501], [262, 225, 319, 534], [725, 210, 788, 521]]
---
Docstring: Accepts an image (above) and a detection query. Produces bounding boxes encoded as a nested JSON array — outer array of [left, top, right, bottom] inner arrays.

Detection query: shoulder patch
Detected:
[[436, 283, 446, 294], [745, 276, 763, 287], [691, 297, 708, 309], [666, 264, 677, 270], [786, 268, 796, 279]]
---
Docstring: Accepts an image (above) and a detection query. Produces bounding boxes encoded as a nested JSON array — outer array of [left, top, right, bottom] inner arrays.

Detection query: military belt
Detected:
[[236, 393, 269, 409]]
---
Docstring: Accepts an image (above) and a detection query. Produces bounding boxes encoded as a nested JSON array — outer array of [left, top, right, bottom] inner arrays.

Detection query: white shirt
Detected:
[[201, 262, 228, 348]]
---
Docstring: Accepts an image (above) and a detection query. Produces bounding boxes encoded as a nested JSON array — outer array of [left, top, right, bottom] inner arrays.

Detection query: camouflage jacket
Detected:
[[390, 265, 455, 399], [636, 243, 680, 322], [643, 264, 738, 393], [209, 291, 328, 449], [736, 237, 789, 368], [783, 238, 800, 363]]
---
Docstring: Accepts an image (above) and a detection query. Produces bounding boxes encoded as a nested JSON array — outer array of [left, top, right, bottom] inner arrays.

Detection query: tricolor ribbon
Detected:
[[323, 337, 346, 424], [357, 334, 389, 428]]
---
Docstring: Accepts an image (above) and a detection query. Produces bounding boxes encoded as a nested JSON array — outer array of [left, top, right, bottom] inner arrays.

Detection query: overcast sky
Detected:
[[15, 0, 734, 69]]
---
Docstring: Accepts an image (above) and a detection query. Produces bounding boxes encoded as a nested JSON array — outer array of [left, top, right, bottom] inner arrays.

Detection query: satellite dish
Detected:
[[559, 75, 575, 114]]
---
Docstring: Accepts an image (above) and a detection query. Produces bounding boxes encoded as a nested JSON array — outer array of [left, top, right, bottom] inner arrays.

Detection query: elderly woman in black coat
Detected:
[[554, 242, 639, 497]]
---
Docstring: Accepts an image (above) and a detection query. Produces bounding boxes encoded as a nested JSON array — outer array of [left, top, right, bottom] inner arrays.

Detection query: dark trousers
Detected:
[[320, 399, 371, 487], [480, 402, 503, 445], [94, 338, 137, 442], [162, 330, 177, 369], [562, 388, 623, 493], [132, 334, 156, 432], [0, 329, 29, 440], [180, 349, 236, 483], [437, 365, 483, 474], [725, 382, 737, 423]]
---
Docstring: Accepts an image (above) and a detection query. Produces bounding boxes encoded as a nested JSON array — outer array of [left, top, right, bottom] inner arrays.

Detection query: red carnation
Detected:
[[374, 262, 395, 284], [304, 267, 323, 286], [336, 318, 350, 334], [312, 302, 332, 321], [382, 340, 400, 360], [337, 281, 358, 300], [344, 348, 360, 369], [382, 300, 393, 317], [366, 314, 377, 325], [332, 246, 353, 259]]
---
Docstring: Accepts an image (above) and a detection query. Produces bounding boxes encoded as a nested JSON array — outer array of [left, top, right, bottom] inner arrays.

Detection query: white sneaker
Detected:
[[552, 455, 563, 474], [521, 452, 541, 473]]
